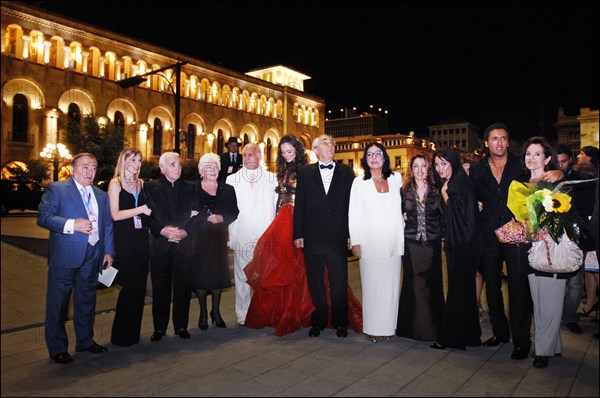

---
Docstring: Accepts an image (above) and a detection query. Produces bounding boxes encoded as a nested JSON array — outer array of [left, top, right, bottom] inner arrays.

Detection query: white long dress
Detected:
[[349, 172, 404, 336]]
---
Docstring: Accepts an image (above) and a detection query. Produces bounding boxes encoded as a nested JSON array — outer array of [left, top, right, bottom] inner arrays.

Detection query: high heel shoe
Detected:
[[579, 301, 599, 317], [210, 310, 227, 328]]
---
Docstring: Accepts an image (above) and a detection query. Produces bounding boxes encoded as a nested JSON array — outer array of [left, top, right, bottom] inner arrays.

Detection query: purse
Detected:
[[494, 219, 529, 244], [528, 228, 583, 273]]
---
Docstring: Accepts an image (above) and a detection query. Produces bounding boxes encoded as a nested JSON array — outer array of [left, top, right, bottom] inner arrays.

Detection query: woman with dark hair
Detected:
[[349, 142, 404, 342], [243, 135, 320, 336], [430, 148, 482, 350], [396, 153, 444, 341]]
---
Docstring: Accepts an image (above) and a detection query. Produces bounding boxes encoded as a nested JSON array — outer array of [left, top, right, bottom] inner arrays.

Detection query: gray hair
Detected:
[[198, 152, 221, 177], [312, 134, 334, 150], [158, 151, 179, 169]]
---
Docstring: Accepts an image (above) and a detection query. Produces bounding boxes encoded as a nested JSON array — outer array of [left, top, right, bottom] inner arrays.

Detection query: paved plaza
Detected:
[[1, 212, 598, 397]]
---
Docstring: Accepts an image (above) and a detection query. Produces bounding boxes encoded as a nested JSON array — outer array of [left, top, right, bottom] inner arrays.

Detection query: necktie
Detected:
[[231, 153, 236, 163], [320, 164, 333, 170], [81, 187, 99, 246]]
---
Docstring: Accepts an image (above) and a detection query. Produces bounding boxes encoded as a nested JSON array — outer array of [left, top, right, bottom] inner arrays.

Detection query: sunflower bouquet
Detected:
[[506, 180, 588, 244]]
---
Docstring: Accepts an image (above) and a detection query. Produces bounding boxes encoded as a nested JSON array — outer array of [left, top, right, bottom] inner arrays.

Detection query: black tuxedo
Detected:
[[470, 152, 533, 350], [144, 176, 198, 333], [294, 162, 354, 329], [218, 151, 243, 182]]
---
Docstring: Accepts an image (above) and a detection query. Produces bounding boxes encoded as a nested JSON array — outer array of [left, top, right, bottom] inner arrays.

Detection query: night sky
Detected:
[[21, 1, 599, 141]]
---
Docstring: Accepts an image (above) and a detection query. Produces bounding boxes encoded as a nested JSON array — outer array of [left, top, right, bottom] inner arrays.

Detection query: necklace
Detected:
[[373, 176, 385, 193]]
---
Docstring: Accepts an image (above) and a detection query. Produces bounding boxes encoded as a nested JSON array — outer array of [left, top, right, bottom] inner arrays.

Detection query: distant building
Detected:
[[427, 115, 480, 159], [325, 111, 389, 138], [1, 1, 324, 180], [555, 106, 599, 158]]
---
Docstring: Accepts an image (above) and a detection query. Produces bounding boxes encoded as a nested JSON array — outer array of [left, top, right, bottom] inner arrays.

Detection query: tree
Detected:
[[61, 114, 125, 180]]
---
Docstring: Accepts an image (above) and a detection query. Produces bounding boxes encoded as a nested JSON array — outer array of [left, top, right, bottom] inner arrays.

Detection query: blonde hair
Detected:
[[113, 147, 143, 185]]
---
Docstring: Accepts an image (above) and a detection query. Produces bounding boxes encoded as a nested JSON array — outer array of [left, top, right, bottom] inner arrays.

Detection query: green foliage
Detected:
[[2, 159, 50, 182], [61, 115, 125, 181]]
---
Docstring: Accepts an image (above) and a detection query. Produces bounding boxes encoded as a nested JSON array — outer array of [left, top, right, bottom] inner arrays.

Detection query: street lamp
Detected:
[[117, 60, 188, 153], [40, 143, 72, 181]]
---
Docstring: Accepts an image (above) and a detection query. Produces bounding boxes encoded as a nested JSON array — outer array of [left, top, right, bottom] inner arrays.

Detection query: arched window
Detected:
[[266, 138, 272, 166], [153, 118, 163, 156], [68, 103, 81, 123], [243, 134, 249, 146], [12, 94, 28, 142], [186, 124, 196, 159], [114, 111, 125, 131], [217, 129, 224, 155]]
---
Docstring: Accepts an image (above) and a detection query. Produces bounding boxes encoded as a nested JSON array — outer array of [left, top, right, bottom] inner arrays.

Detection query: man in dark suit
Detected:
[[37, 152, 115, 364], [469, 123, 563, 360], [294, 134, 355, 338], [218, 136, 243, 182], [144, 151, 198, 341]]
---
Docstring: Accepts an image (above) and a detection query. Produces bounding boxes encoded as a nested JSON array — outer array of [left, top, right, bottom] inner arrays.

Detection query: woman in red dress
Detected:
[[244, 135, 362, 336]]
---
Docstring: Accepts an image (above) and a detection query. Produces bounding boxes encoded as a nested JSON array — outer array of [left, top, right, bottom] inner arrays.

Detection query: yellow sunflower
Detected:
[[542, 191, 571, 213]]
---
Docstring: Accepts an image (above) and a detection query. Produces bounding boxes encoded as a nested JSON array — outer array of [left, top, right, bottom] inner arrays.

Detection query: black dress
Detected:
[[110, 186, 150, 347], [396, 184, 444, 341], [191, 181, 239, 290], [438, 172, 482, 349]]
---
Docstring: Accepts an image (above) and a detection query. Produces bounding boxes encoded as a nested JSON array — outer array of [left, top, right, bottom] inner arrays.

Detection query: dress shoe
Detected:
[[531, 351, 561, 358], [368, 335, 380, 343], [430, 342, 446, 350], [150, 331, 165, 342], [336, 327, 348, 338], [210, 310, 227, 328], [85, 343, 108, 354], [482, 335, 509, 347], [533, 355, 549, 368], [565, 322, 583, 335], [237, 317, 246, 326], [176, 329, 190, 339], [51, 352, 74, 364], [308, 326, 322, 337], [511, 346, 529, 360], [382, 336, 392, 341]]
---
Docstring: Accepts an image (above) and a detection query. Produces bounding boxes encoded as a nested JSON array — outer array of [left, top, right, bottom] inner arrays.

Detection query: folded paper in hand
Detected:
[[98, 266, 118, 287]]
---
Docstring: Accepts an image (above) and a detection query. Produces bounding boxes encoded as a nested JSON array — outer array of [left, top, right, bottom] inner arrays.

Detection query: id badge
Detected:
[[89, 214, 98, 230], [133, 215, 143, 229]]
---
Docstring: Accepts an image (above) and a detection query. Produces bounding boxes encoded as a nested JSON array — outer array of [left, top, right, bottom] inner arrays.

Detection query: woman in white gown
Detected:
[[349, 142, 404, 342]]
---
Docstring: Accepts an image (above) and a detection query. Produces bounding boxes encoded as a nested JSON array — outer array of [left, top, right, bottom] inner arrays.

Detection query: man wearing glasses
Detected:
[[294, 134, 355, 338]]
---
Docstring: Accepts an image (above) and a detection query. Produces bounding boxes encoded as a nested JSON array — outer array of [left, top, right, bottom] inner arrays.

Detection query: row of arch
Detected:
[[4, 77, 314, 169], [4, 24, 320, 127]]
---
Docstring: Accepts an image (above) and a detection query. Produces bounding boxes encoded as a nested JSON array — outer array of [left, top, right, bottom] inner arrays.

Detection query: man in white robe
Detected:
[[226, 143, 277, 325]]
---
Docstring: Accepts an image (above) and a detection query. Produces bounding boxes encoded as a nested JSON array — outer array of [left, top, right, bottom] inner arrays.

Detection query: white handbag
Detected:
[[528, 229, 583, 273]]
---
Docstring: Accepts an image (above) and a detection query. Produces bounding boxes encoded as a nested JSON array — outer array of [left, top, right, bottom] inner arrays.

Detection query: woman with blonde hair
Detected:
[[108, 147, 152, 347]]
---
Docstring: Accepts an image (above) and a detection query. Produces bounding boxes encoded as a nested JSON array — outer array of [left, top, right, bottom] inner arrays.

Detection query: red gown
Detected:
[[244, 203, 363, 336]]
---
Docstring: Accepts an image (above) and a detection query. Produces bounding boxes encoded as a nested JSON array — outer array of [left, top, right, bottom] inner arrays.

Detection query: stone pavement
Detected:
[[1, 213, 599, 397]]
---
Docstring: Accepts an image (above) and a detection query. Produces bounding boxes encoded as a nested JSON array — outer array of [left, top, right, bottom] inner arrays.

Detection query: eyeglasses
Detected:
[[366, 151, 383, 159]]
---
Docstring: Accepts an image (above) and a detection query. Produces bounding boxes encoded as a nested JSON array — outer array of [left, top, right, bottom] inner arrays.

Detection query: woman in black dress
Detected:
[[192, 152, 239, 330], [430, 148, 482, 350], [108, 147, 153, 347], [396, 153, 444, 341]]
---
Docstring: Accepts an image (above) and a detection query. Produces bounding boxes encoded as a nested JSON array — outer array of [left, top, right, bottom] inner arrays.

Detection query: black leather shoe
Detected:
[[533, 355, 549, 368], [176, 329, 190, 339], [482, 335, 509, 347], [430, 342, 446, 350], [150, 331, 165, 342], [336, 327, 348, 338], [85, 343, 108, 354], [308, 327, 322, 337], [51, 352, 74, 364], [511, 346, 530, 360], [565, 322, 583, 335]]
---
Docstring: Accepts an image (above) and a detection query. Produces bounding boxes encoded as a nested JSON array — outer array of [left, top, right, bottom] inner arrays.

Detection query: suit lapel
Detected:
[[310, 163, 327, 196], [67, 178, 88, 216]]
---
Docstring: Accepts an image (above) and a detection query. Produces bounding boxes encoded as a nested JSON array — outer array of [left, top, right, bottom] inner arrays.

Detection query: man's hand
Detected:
[[294, 238, 304, 249], [74, 218, 93, 234], [351, 245, 361, 258], [540, 169, 564, 183], [102, 254, 114, 268]]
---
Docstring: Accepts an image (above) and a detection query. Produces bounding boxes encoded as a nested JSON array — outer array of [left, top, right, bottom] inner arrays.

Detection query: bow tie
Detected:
[[319, 164, 334, 170]]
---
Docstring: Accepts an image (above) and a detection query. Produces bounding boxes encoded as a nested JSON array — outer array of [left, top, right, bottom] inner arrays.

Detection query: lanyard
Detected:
[[82, 188, 94, 216], [125, 179, 139, 207]]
